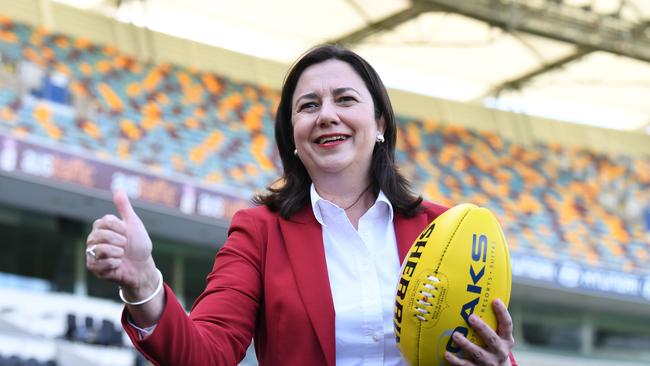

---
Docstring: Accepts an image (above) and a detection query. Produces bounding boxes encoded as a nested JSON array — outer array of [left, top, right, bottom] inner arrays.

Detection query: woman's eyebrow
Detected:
[[333, 87, 360, 96], [294, 87, 361, 109], [294, 92, 318, 108]]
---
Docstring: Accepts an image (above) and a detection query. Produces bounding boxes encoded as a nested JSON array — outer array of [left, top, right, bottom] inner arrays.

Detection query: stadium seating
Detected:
[[0, 15, 648, 277], [0, 17, 281, 189], [0, 287, 134, 366], [63, 314, 122, 347], [395, 118, 650, 273], [0, 355, 57, 366]]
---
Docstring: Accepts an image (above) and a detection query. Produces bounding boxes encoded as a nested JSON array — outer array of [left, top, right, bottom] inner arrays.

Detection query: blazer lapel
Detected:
[[394, 203, 449, 262], [279, 206, 335, 366], [394, 210, 434, 263]]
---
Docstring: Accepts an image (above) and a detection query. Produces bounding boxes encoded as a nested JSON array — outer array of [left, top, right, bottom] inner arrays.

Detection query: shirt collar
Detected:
[[309, 183, 394, 227]]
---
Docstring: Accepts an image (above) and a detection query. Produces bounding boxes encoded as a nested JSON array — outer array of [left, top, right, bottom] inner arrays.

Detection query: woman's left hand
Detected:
[[444, 299, 515, 366]]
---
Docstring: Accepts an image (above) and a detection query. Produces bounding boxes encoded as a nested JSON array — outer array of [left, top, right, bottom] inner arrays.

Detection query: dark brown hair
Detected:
[[254, 44, 422, 218]]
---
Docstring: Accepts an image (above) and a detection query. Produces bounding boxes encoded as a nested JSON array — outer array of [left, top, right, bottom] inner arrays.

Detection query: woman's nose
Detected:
[[316, 100, 339, 127]]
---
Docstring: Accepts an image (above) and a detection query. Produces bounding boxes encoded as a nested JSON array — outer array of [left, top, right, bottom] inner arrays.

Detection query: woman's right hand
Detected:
[[86, 190, 159, 301]]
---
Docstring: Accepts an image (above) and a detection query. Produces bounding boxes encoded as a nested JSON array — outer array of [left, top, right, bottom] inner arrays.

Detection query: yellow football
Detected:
[[394, 203, 512, 366]]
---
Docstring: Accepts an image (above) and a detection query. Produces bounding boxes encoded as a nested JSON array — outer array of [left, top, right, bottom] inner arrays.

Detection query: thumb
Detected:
[[113, 190, 137, 221]]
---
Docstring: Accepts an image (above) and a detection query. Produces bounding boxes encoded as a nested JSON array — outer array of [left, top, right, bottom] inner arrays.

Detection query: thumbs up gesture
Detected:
[[86, 190, 158, 296]]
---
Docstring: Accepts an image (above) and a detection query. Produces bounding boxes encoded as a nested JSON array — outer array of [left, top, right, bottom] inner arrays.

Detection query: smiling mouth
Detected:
[[315, 135, 349, 145]]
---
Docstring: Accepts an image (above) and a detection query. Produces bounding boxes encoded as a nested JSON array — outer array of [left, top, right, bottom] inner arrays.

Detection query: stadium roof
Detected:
[[55, 0, 650, 134]]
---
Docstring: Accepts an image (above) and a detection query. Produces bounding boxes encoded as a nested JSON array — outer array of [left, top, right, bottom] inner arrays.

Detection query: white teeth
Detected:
[[318, 135, 347, 144]]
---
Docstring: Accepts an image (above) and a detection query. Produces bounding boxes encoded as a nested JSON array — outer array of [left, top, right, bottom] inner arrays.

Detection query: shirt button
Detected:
[[372, 333, 381, 342]]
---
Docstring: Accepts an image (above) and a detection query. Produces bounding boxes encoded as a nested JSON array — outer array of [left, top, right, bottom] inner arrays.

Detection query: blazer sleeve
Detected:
[[122, 209, 264, 366]]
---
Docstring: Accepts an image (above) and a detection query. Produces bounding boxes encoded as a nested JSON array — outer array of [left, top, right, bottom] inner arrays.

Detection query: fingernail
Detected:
[[453, 332, 461, 340], [468, 314, 477, 324]]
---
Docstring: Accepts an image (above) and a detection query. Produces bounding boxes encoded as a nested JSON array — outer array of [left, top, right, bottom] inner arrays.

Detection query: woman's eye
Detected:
[[338, 96, 356, 103], [299, 102, 318, 111]]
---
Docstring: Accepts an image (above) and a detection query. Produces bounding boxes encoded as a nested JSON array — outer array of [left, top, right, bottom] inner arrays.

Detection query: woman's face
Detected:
[[291, 59, 384, 182]]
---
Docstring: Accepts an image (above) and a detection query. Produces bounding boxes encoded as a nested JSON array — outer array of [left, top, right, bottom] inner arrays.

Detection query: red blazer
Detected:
[[122, 202, 517, 366]]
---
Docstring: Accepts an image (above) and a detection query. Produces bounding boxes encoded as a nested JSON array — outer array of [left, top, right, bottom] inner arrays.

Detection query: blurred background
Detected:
[[0, 0, 648, 365]]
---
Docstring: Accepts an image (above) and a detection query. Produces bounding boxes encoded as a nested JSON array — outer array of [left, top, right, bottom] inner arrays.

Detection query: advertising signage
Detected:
[[0, 133, 251, 221], [511, 252, 650, 303]]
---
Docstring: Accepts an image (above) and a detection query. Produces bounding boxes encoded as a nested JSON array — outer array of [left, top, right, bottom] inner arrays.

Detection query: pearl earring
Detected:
[[294, 149, 298, 156], [376, 134, 385, 143]]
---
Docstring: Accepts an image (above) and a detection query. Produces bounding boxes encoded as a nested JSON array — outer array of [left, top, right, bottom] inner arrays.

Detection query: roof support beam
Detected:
[[333, 0, 650, 101], [421, 0, 650, 63], [482, 13, 650, 98], [330, 2, 430, 46], [483, 47, 592, 98], [334, 0, 650, 64]]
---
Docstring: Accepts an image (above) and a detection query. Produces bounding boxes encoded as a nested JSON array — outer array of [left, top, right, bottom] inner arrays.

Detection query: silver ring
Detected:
[[86, 245, 97, 260]]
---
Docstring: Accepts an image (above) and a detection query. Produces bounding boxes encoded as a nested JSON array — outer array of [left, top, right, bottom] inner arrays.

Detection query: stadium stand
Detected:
[[0, 12, 648, 275], [0, 285, 134, 366], [0, 9, 649, 366], [0, 15, 281, 191], [395, 117, 650, 274]]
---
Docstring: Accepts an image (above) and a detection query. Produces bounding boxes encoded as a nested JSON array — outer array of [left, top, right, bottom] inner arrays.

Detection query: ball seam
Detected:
[[417, 206, 473, 365], [433, 206, 472, 273]]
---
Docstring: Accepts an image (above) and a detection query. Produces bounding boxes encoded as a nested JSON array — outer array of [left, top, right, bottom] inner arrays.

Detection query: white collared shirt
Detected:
[[310, 184, 405, 366]]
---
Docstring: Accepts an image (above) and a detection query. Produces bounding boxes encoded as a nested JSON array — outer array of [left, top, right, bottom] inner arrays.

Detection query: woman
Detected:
[[85, 45, 516, 366]]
